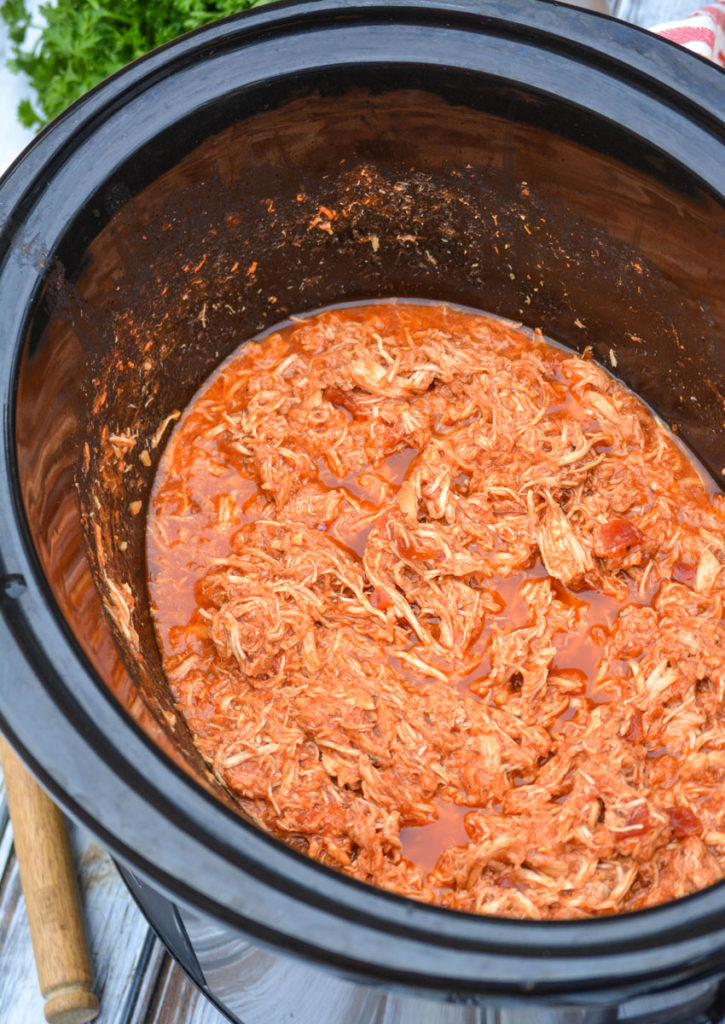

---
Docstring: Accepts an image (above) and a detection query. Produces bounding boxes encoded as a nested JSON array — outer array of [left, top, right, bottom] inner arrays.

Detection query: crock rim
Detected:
[[1, 0, 724, 999]]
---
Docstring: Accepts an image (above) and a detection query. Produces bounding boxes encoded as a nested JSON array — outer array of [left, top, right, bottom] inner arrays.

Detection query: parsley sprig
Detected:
[[1, 0, 275, 128]]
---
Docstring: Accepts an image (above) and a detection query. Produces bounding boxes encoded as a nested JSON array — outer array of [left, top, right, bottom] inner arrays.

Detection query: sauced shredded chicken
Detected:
[[147, 302, 725, 919]]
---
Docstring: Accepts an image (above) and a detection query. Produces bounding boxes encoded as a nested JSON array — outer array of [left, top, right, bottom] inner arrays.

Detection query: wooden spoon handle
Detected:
[[0, 736, 99, 1024]]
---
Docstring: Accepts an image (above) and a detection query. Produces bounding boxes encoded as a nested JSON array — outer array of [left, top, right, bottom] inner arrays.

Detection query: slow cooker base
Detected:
[[119, 866, 725, 1024]]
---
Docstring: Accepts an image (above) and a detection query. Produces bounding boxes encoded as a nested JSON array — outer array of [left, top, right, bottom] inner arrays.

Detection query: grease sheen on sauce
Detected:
[[147, 300, 725, 918]]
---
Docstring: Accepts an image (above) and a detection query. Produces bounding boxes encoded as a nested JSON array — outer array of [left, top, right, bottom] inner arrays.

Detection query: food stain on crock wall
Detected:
[[73, 94, 725, 842]]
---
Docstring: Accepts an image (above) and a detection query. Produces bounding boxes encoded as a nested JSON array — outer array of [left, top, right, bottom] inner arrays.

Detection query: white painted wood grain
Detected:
[[0, 3, 40, 175], [610, 0, 702, 25], [70, 829, 156, 1022], [0, 767, 227, 1024]]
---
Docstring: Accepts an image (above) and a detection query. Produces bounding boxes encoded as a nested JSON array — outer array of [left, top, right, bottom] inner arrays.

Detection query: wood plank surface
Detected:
[[610, 0, 703, 24], [0, 766, 227, 1024]]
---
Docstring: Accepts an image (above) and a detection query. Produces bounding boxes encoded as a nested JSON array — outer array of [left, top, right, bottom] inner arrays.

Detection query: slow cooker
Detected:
[[1, 2, 724, 1021]]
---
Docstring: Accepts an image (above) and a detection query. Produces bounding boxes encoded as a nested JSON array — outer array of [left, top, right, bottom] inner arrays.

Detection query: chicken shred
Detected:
[[147, 302, 725, 919]]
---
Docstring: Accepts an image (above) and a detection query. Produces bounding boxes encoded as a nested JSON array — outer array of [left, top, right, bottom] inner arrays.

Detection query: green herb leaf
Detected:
[[17, 96, 41, 128], [1, 0, 276, 128]]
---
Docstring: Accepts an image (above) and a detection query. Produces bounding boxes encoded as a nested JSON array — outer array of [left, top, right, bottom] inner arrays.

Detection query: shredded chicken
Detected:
[[147, 302, 725, 919]]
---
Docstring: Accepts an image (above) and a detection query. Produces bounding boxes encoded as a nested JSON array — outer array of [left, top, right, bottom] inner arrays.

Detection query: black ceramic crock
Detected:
[[1, 2, 724, 1021]]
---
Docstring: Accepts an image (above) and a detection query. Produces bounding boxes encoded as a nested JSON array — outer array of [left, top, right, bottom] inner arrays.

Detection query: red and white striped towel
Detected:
[[652, 1, 725, 66]]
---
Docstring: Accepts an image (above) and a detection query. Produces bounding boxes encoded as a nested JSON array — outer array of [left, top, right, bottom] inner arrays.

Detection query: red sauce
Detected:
[[147, 301, 725, 919], [400, 801, 471, 876]]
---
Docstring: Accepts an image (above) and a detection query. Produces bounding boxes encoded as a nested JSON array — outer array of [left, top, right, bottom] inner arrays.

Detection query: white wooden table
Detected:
[[0, 768, 227, 1024], [0, 0, 705, 1021]]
